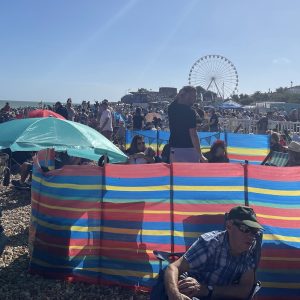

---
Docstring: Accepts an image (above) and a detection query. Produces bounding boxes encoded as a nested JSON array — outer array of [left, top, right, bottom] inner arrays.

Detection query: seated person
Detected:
[[204, 140, 229, 163], [270, 132, 283, 152], [287, 141, 300, 166], [127, 135, 155, 164], [161, 143, 171, 164], [10, 151, 36, 189], [153, 206, 263, 300]]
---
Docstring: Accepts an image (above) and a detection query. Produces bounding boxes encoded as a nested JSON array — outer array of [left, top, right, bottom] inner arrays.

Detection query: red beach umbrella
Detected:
[[28, 109, 65, 120]]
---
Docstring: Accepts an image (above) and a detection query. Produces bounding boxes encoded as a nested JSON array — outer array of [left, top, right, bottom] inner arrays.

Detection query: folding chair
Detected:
[[152, 214, 262, 300], [261, 150, 288, 167]]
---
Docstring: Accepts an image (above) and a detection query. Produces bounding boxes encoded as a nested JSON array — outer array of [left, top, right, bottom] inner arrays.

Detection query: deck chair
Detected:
[[261, 150, 288, 167], [152, 214, 262, 300]]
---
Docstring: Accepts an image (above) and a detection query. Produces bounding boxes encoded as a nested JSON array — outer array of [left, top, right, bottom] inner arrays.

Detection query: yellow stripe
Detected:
[[174, 186, 244, 192], [31, 258, 158, 278], [263, 234, 300, 243], [257, 213, 300, 221], [249, 187, 300, 196], [105, 185, 170, 191], [227, 147, 268, 156], [33, 175, 101, 190], [32, 198, 101, 212]]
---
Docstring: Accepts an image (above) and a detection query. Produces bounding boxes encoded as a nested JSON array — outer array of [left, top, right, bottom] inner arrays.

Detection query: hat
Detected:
[[228, 206, 263, 229], [288, 141, 300, 153]]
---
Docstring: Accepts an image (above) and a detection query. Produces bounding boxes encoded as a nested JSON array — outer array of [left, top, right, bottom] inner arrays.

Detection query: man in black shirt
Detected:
[[168, 86, 207, 163], [209, 108, 219, 132], [133, 107, 144, 130]]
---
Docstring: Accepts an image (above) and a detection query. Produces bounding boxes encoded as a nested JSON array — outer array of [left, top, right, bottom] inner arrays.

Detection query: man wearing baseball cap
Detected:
[[156, 206, 263, 300]]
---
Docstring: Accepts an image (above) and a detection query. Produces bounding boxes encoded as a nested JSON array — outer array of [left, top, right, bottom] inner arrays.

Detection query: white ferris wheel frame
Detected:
[[188, 55, 239, 100]]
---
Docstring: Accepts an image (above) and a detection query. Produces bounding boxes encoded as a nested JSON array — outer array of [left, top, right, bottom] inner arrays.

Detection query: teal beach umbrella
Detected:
[[0, 118, 128, 163]]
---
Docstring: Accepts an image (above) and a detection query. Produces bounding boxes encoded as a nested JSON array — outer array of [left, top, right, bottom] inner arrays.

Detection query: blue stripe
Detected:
[[34, 224, 174, 244], [227, 133, 269, 149], [249, 178, 300, 190], [173, 191, 245, 200], [32, 208, 172, 229], [257, 270, 300, 283], [248, 193, 300, 203], [32, 250, 159, 272], [174, 177, 244, 186]]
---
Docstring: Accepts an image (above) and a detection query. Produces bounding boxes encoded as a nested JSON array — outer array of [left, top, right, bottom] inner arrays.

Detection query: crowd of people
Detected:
[[1, 90, 300, 299], [1, 88, 300, 169]]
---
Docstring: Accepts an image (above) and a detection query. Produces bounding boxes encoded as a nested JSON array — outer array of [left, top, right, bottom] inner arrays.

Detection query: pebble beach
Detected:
[[0, 184, 149, 300]]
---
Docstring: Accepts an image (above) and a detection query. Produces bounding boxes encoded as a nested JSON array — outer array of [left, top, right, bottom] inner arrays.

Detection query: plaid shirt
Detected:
[[183, 230, 258, 286]]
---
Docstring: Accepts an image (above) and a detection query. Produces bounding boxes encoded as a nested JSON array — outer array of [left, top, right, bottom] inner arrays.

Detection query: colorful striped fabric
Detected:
[[125, 130, 269, 164], [29, 156, 300, 299], [226, 133, 270, 164], [248, 165, 300, 299]]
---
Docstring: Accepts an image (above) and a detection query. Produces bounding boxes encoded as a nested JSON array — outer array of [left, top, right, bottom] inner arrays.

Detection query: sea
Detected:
[[0, 99, 56, 109]]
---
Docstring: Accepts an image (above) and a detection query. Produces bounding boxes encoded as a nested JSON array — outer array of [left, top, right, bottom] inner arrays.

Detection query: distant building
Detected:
[[121, 87, 177, 104], [287, 85, 300, 94]]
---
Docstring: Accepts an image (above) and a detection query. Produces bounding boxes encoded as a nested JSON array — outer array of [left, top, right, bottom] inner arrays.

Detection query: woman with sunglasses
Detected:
[[127, 135, 155, 164]]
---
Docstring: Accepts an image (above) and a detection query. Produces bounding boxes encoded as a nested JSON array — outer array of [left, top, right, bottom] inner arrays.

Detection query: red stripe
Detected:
[[228, 153, 265, 161], [35, 234, 174, 252], [259, 260, 300, 270], [250, 205, 300, 218], [248, 165, 300, 182], [106, 164, 170, 178], [35, 165, 104, 177], [172, 163, 244, 177], [261, 248, 300, 257]]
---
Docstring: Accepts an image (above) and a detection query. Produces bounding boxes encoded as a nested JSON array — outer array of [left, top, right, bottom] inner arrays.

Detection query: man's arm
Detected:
[[164, 257, 191, 300], [211, 269, 255, 300], [189, 128, 207, 162]]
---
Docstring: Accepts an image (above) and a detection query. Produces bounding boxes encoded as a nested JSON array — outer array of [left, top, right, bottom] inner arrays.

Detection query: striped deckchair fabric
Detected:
[[125, 130, 269, 164], [248, 165, 300, 299], [29, 156, 300, 299], [262, 151, 289, 167]]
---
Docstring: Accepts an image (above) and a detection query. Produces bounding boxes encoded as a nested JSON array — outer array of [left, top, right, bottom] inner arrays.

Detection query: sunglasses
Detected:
[[233, 221, 262, 235], [137, 142, 145, 145]]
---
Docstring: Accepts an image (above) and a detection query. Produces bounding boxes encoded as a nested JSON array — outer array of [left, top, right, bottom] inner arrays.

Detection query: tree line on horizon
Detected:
[[232, 87, 300, 106]]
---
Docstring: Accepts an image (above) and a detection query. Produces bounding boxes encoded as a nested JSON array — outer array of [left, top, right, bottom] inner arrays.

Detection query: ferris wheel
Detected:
[[188, 55, 238, 100]]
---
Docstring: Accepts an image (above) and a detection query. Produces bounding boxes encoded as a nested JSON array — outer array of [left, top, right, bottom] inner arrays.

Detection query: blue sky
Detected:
[[0, 0, 299, 102]]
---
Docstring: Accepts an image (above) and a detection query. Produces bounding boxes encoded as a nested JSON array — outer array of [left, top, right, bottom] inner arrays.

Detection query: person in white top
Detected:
[[99, 100, 113, 140], [66, 98, 76, 121]]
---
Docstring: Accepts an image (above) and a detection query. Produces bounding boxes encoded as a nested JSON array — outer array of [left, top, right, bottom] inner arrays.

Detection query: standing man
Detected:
[[168, 86, 207, 163], [209, 108, 219, 132], [99, 100, 113, 140], [133, 107, 144, 131], [66, 98, 76, 121]]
